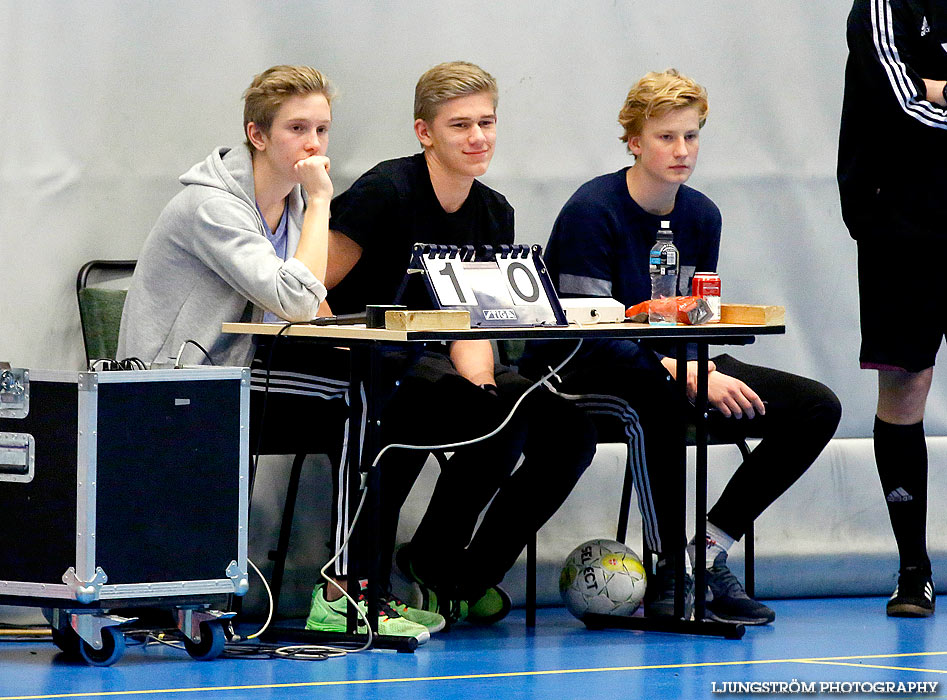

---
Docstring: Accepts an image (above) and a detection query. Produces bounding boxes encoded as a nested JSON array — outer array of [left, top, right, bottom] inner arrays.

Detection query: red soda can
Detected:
[[692, 272, 721, 323]]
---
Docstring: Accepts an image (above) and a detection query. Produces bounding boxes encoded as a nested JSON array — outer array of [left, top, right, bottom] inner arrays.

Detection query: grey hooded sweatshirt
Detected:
[[118, 145, 327, 367]]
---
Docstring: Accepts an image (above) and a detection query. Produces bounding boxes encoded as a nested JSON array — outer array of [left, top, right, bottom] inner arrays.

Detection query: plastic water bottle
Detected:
[[649, 221, 679, 325]]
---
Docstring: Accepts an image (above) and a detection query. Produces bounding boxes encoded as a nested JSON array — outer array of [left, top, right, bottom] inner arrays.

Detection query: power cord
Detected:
[[88, 357, 147, 371], [235, 491, 374, 658], [242, 559, 272, 640], [368, 338, 584, 468], [175, 340, 215, 368], [130, 556, 353, 662]]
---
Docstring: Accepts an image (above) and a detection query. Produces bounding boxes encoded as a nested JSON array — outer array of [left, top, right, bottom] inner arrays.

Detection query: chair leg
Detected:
[[616, 447, 634, 544], [526, 532, 537, 628], [734, 439, 755, 598], [642, 541, 655, 578], [744, 521, 755, 599], [268, 452, 307, 617]]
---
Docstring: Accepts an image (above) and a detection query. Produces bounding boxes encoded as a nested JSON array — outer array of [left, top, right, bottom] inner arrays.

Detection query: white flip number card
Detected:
[[409, 244, 567, 327], [425, 255, 478, 307]]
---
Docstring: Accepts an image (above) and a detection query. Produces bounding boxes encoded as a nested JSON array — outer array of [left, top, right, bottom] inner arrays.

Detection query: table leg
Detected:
[[261, 342, 416, 653], [694, 342, 709, 623], [674, 341, 689, 620], [361, 344, 382, 638], [346, 345, 368, 634], [350, 343, 417, 652], [583, 339, 744, 640]]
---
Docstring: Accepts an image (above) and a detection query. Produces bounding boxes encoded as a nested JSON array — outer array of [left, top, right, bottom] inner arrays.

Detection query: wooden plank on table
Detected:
[[385, 310, 471, 331], [719, 304, 785, 325]]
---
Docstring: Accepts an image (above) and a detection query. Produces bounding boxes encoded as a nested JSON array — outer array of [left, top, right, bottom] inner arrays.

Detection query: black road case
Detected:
[[0, 366, 250, 664]]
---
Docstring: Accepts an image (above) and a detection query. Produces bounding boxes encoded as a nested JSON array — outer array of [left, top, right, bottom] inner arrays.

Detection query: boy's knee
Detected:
[[535, 400, 597, 472], [818, 386, 843, 431]]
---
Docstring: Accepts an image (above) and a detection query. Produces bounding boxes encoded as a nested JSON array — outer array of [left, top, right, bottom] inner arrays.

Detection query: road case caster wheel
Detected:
[[77, 626, 125, 667], [182, 621, 226, 661]]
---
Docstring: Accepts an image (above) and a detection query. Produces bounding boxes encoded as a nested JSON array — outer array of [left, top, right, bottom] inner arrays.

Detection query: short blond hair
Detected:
[[243, 65, 334, 150], [414, 61, 498, 122], [618, 69, 708, 151]]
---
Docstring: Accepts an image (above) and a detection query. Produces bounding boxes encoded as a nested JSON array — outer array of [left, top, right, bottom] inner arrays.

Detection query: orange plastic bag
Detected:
[[625, 296, 712, 325]]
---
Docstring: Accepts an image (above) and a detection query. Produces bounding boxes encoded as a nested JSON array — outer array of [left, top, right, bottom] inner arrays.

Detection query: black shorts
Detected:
[[857, 235, 946, 373]]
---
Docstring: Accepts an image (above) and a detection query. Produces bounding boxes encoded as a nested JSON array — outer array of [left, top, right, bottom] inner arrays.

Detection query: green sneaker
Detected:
[[305, 584, 430, 643], [466, 586, 512, 625], [384, 593, 446, 634], [396, 545, 510, 626], [418, 583, 469, 624]]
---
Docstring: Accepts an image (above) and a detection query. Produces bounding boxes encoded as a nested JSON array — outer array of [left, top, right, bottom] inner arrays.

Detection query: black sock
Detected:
[[874, 416, 930, 574]]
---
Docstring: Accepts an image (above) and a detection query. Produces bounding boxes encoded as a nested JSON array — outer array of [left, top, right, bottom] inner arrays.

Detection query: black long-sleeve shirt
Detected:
[[838, 0, 947, 238]]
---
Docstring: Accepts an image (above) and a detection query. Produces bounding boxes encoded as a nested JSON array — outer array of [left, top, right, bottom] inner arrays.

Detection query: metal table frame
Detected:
[[224, 320, 785, 646]]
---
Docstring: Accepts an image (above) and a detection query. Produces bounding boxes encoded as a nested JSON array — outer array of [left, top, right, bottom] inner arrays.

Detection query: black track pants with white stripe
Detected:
[[552, 354, 841, 553], [552, 363, 690, 556], [249, 342, 353, 577]]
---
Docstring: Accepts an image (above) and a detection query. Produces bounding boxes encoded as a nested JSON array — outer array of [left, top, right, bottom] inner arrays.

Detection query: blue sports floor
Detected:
[[1, 598, 945, 699]]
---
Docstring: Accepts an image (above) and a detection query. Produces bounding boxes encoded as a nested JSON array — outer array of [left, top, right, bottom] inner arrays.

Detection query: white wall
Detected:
[[1, 0, 941, 437], [247, 437, 947, 616]]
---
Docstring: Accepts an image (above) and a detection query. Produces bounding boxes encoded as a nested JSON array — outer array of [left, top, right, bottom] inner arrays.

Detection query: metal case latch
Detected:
[[0, 364, 28, 419], [0, 433, 35, 483]]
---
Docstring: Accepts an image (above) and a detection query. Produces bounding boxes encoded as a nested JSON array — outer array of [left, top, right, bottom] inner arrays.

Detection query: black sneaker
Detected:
[[887, 568, 935, 617], [644, 560, 694, 619], [704, 552, 775, 625]]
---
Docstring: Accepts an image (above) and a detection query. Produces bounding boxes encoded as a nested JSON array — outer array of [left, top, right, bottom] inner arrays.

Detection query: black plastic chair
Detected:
[[610, 415, 755, 595]]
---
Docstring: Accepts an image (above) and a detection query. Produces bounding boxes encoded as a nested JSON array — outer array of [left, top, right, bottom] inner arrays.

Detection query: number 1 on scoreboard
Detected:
[[426, 258, 477, 306]]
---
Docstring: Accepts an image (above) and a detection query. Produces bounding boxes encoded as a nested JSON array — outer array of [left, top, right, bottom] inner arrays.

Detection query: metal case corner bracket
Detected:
[[226, 560, 249, 596], [77, 372, 99, 393], [62, 566, 108, 603]]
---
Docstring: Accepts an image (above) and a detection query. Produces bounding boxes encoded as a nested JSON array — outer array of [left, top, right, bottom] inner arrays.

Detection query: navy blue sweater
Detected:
[[523, 169, 721, 373]]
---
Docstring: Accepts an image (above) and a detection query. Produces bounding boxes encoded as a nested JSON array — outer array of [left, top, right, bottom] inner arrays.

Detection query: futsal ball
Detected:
[[559, 539, 647, 619]]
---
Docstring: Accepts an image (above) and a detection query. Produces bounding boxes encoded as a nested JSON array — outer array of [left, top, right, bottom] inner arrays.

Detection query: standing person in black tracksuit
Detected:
[[839, 0, 947, 617]]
